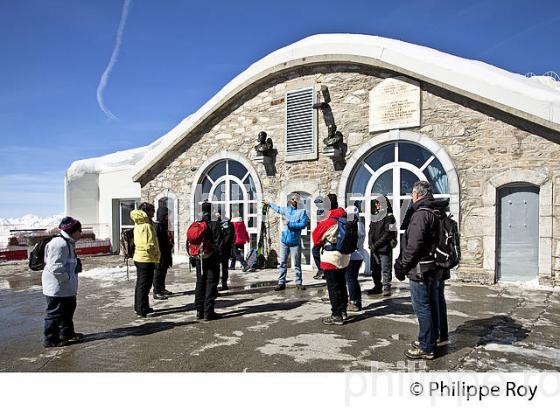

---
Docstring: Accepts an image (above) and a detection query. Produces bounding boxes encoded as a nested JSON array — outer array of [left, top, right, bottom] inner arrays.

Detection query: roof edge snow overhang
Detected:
[[133, 35, 560, 183]]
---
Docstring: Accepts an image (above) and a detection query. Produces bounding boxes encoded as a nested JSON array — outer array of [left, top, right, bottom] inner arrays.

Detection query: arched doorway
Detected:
[[340, 130, 460, 262], [192, 154, 262, 254]]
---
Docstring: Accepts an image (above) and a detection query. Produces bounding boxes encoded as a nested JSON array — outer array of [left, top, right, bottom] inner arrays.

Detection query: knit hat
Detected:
[[59, 216, 82, 234]]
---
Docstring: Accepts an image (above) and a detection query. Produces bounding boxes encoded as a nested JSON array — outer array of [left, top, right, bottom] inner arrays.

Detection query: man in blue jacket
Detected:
[[263, 196, 309, 291]]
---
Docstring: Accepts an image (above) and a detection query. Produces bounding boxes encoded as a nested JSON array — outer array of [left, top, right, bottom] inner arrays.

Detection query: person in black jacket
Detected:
[[216, 212, 235, 291], [153, 206, 173, 300], [368, 196, 396, 297], [193, 201, 223, 321], [394, 181, 449, 360]]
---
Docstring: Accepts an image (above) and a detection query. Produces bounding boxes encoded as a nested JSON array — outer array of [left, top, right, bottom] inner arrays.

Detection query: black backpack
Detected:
[[28, 235, 69, 271], [419, 208, 461, 269], [434, 214, 461, 269]]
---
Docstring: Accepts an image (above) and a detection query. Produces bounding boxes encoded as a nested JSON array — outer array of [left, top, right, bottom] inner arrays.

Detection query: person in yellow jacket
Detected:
[[131, 203, 160, 317]]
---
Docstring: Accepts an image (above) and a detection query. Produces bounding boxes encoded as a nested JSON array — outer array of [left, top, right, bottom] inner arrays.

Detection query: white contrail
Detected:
[[96, 0, 133, 120]]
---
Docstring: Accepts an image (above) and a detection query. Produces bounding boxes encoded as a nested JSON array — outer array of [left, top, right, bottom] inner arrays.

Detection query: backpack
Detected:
[[246, 248, 258, 269], [119, 228, 135, 280], [218, 219, 235, 252], [434, 214, 461, 269], [419, 208, 461, 269], [187, 221, 214, 258], [120, 229, 135, 259], [28, 235, 69, 271], [323, 217, 359, 255]]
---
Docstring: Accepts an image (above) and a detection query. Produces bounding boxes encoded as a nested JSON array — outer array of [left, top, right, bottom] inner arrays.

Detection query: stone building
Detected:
[[131, 34, 560, 286]]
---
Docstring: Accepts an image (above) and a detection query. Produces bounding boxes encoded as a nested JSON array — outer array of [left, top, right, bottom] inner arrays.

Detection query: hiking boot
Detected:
[[313, 270, 324, 280], [43, 340, 67, 348], [136, 307, 154, 318], [153, 293, 168, 300], [405, 346, 435, 360], [295, 284, 306, 290], [382, 288, 392, 297], [412, 340, 442, 349], [366, 287, 382, 295], [437, 337, 449, 346], [203, 312, 223, 321], [67, 332, 84, 342], [274, 284, 286, 291], [347, 303, 361, 312], [322, 315, 344, 325]]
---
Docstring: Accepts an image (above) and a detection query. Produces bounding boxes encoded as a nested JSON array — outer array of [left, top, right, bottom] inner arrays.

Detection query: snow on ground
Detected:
[[498, 278, 560, 292], [0, 214, 63, 247], [482, 343, 560, 364], [79, 266, 137, 282], [257, 333, 357, 363]]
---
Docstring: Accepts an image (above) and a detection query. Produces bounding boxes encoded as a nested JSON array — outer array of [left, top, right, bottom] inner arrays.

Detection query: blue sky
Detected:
[[1, 0, 560, 217]]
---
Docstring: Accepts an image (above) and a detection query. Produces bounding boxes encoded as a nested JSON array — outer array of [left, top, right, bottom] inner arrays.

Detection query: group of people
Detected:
[[264, 181, 451, 360], [41, 180, 453, 360]]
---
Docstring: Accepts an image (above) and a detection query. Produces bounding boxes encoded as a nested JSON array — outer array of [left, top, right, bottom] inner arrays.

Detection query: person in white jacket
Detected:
[[42, 217, 83, 348]]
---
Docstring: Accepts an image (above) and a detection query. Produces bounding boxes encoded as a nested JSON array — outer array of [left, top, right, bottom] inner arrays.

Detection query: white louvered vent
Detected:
[[285, 87, 316, 161]]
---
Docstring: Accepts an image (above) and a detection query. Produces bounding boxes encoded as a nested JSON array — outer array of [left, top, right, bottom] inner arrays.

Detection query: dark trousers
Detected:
[[220, 258, 229, 287], [134, 262, 155, 315], [153, 265, 168, 294], [345, 259, 363, 307], [409, 277, 440, 353], [44, 296, 77, 344], [230, 245, 248, 269], [194, 255, 220, 316], [325, 268, 348, 317], [370, 251, 392, 290], [438, 280, 448, 340], [312, 244, 322, 273]]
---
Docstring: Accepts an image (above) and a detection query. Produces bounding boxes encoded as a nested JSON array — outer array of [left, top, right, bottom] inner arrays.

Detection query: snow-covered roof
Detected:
[[133, 33, 560, 182], [66, 115, 192, 182]]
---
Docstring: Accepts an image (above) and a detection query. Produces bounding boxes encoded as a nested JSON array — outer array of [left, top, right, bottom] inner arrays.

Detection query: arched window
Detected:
[[346, 141, 452, 258], [194, 158, 260, 250]]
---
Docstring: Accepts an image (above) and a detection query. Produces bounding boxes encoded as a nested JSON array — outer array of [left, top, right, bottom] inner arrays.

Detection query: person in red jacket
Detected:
[[230, 215, 254, 272], [312, 194, 351, 325]]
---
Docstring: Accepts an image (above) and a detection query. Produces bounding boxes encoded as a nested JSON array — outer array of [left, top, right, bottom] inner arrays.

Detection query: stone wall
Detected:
[[141, 64, 560, 285]]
